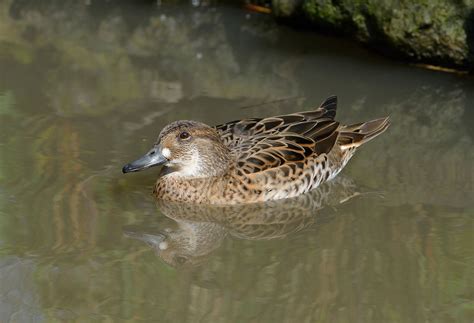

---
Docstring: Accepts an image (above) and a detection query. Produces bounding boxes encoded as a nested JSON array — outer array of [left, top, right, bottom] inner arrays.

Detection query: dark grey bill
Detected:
[[122, 145, 167, 173], [123, 231, 166, 248]]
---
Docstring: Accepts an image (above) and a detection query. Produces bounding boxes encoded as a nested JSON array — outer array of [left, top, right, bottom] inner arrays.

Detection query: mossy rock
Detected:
[[273, 0, 474, 71]]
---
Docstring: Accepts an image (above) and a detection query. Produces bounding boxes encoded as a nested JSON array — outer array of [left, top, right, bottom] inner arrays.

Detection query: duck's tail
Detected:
[[337, 117, 390, 150]]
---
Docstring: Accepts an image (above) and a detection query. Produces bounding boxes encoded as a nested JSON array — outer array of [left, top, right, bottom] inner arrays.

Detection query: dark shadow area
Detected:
[[463, 9, 474, 140], [465, 9, 474, 72]]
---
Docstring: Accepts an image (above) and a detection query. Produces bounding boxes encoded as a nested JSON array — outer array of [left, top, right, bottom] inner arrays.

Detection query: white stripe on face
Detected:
[[161, 147, 171, 158]]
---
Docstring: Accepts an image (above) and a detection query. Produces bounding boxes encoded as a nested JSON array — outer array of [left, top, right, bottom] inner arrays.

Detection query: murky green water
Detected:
[[0, 1, 473, 322]]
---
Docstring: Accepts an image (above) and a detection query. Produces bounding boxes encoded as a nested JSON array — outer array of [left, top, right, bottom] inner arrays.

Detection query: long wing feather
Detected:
[[215, 95, 338, 150], [214, 96, 340, 176]]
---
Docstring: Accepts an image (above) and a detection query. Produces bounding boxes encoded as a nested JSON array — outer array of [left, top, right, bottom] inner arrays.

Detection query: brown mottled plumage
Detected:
[[122, 96, 389, 204]]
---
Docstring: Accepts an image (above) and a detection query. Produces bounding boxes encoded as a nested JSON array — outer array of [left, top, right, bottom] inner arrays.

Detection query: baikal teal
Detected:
[[123, 96, 389, 204]]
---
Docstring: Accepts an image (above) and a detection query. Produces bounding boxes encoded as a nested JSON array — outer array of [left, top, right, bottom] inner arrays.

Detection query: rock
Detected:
[[273, 0, 474, 71]]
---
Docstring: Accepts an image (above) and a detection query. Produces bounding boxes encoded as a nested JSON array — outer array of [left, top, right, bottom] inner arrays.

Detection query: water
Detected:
[[0, 1, 473, 322]]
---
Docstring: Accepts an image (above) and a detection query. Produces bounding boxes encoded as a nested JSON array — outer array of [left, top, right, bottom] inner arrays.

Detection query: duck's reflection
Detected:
[[125, 178, 365, 268]]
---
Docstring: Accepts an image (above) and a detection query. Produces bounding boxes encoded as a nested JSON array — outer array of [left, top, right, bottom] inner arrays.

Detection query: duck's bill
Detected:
[[124, 231, 166, 248], [122, 145, 167, 173]]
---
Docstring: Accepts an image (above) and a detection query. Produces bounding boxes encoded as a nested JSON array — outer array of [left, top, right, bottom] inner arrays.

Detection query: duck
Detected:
[[122, 96, 389, 204]]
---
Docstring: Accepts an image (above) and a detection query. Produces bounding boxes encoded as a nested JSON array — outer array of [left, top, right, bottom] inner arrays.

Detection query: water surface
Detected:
[[0, 1, 473, 322]]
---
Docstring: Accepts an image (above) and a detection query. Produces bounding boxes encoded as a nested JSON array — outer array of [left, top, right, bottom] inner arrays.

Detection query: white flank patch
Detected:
[[340, 143, 360, 150]]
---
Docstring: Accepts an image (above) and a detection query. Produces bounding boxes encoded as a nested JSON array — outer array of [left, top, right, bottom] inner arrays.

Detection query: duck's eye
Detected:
[[175, 256, 187, 265], [179, 131, 191, 140]]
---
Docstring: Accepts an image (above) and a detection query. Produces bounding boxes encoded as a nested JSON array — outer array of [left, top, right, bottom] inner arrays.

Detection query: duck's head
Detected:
[[122, 120, 231, 178]]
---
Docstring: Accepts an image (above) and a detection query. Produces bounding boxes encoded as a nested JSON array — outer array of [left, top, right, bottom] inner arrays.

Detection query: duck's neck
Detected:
[[154, 173, 222, 203], [161, 145, 232, 179], [154, 143, 232, 203]]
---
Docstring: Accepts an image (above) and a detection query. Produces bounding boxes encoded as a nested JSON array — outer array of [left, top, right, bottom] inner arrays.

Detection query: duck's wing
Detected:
[[225, 96, 340, 176], [215, 96, 337, 150], [233, 122, 339, 176]]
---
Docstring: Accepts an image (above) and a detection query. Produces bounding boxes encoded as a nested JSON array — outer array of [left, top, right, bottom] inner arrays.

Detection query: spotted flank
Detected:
[[122, 96, 390, 204]]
